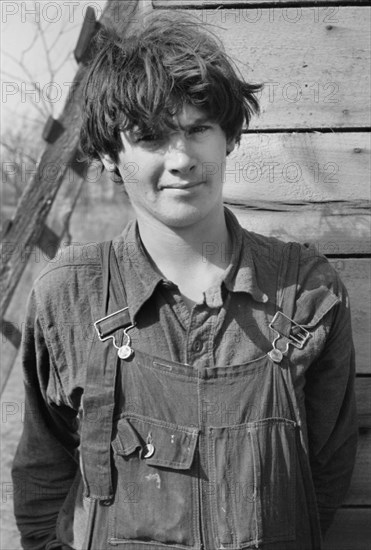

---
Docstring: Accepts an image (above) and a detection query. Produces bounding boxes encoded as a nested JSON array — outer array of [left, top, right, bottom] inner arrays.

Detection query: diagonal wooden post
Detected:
[[0, 0, 142, 318], [0, 0, 152, 393]]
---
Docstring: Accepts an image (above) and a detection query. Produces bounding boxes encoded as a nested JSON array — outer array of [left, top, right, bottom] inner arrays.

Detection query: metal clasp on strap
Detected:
[[94, 307, 135, 360], [268, 311, 311, 363], [269, 311, 311, 350]]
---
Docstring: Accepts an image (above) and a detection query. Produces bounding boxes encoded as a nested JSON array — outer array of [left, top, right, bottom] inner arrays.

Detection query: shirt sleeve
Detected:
[[304, 267, 358, 536], [12, 289, 80, 550]]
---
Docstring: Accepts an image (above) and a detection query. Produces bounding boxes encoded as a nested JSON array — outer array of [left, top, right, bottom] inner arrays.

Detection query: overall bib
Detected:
[[80, 241, 322, 550]]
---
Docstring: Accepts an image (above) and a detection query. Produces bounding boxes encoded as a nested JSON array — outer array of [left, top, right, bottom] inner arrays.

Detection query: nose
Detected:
[[164, 134, 197, 175]]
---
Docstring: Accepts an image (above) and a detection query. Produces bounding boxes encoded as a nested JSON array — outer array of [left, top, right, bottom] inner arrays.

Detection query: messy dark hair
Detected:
[[80, 11, 262, 171]]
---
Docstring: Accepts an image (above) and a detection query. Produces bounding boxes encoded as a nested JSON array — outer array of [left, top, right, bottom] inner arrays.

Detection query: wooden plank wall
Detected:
[[152, 1, 371, 548]]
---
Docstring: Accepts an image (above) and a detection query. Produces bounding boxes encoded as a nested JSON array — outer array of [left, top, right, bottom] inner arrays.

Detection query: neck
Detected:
[[136, 206, 231, 278]]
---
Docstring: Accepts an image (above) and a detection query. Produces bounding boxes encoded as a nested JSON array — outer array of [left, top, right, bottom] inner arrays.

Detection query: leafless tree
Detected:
[[1, 1, 77, 218]]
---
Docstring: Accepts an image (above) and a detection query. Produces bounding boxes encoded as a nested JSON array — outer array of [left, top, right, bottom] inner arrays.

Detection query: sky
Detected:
[[1, 0, 106, 132]]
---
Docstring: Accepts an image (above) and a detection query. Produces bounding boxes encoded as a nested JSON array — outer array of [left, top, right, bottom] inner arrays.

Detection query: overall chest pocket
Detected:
[[209, 417, 297, 549], [109, 415, 200, 549]]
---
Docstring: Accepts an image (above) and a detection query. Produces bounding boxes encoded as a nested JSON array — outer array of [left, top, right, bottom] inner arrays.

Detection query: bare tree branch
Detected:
[[3, 108, 44, 126], [54, 51, 75, 75], [3, 50, 36, 84], [1, 1, 76, 202], [35, 18, 55, 82], [0, 140, 38, 164], [1, 70, 28, 84], [20, 25, 39, 57]]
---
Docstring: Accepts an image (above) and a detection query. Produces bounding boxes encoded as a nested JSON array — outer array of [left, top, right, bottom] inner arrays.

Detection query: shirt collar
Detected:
[[113, 220, 164, 322], [113, 207, 267, 321], [203, 208, 268, 308]]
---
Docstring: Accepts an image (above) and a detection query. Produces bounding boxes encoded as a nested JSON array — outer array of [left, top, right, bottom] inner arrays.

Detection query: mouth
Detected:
[[161, 181, 204, 190]]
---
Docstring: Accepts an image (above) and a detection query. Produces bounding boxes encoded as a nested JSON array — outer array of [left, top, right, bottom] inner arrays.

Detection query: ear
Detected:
[[100, 154, 116, 172], [226, 138, 236, 155]]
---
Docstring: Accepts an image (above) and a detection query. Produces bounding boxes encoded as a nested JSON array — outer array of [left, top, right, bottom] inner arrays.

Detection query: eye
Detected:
[[138, 133, 162, 143], [190, 125, 210, 135], [129, 129, 164, 145]]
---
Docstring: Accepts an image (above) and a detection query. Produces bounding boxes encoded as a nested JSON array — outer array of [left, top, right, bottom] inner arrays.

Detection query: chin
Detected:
[[155, 204, 211, 229]]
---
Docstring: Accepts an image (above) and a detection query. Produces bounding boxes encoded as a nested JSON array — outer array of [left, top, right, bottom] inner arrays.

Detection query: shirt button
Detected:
[[192, 340, 203, 352]]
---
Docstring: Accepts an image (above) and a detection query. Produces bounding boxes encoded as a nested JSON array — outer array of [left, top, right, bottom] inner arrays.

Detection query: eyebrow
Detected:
[[181, 116, 213, 129], [126, 115, 214, 138]]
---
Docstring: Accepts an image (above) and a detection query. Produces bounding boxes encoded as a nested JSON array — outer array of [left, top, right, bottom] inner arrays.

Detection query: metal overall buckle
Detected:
[[94, 307, 135, 360], [268, 311, 311, 363]]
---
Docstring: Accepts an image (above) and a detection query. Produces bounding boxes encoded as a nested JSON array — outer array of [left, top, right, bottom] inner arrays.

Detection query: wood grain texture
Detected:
[[228, 204, 370, 255], [154, 1, 357, 6], [323, 508, 371, 549], [0, 165, 85, 394], [224, 133, 370, 202], [355, 379, 371, 428], [153, 5, 370, 129]]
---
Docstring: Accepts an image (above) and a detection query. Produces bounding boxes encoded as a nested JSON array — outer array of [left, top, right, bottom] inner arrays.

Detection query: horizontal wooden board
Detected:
[[154, 1, 353, 6], [152, 6, 371, 129], [224, 133, 370, 202], [323, 508, 371, 550], [355, 378, 371, 428], [344, 428, 371, 505], [228, 204, 370, 254]]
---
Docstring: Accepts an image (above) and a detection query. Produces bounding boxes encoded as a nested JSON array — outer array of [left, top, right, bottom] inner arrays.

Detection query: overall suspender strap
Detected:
[[94, 242, 132, 344], [275, 242, 323, 549], [106, 239, 130, 313], [277, 242, 301, 318], [80, 240, 132, 501], [270, 243, 310, 354]]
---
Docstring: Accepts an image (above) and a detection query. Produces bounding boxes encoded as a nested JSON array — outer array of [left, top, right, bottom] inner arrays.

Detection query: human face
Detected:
[[103, 105, 235, 229]]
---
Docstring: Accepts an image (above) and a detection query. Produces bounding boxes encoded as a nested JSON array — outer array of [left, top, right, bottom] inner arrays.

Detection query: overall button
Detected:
[[141, 443, 155, 459], [192, 339, 203, 352], [268, 348, 283, 363], [118, 345, 133, 360]]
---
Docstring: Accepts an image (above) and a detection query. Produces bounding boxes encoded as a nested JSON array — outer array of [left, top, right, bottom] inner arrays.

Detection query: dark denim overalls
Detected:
[[79, 241, 322, 550]]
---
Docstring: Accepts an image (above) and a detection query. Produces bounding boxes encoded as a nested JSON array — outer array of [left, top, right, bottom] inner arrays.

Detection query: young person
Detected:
[[12, 12, 357, 550]]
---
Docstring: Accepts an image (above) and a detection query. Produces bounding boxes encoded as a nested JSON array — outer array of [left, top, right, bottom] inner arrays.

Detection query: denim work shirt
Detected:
[[12, 208, 358, 550]]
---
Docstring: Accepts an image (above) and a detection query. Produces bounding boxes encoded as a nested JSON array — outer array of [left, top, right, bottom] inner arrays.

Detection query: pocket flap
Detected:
[[112, 416, 199, 470]]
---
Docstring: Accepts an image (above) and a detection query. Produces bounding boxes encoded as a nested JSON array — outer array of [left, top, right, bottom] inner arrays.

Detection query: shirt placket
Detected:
[[185, 306, 216, 369]]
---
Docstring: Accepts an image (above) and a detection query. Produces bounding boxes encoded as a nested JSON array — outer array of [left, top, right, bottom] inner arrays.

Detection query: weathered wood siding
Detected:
[[153, 1, 370, 547]]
